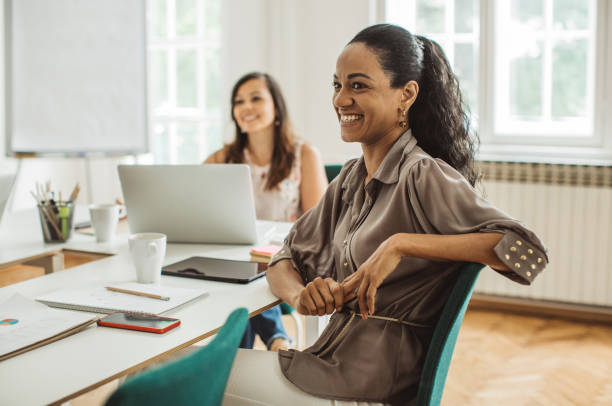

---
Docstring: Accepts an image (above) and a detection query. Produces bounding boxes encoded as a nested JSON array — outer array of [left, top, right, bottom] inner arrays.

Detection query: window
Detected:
[[494, 0, 596, 138], [147, 0, 223, 164], [385, 0, 479, 123], [383, 0, 612, 164]]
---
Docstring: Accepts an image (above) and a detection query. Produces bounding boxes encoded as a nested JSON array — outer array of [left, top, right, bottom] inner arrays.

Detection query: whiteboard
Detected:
[[4, 0, 148, 155]]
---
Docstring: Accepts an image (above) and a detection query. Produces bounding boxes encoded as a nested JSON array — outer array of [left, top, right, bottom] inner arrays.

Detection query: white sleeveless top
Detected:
[[243, 142, 303, 222]]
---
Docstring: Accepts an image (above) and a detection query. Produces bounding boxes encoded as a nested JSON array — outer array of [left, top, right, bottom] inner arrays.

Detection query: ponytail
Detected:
[[410, 36, 479, 186]]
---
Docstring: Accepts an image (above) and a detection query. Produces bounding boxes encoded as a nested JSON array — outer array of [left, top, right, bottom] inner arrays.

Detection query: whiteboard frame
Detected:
[[3, 0, 149, 157]]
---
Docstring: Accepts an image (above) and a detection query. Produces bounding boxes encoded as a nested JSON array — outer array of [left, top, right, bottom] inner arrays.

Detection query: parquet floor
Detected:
[[72, 310, 612, 405], [442, 310, 612, 406]]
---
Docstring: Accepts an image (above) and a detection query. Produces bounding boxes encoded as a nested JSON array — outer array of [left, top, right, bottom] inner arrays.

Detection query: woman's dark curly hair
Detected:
[[226, 72, 296, 190], [348, 24, 480, 186]]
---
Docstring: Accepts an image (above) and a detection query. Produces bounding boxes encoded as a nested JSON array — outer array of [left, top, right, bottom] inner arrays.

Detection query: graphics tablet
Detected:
[[162, 257, 266, 284]]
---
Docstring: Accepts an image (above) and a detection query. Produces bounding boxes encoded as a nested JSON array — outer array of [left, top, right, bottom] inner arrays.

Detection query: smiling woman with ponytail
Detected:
[[223, 24, 548, 405], [348, 25, 479, 186]]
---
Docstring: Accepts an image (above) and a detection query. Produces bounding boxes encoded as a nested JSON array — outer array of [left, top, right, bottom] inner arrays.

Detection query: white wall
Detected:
[[267, 0, 371, 164], [219, 0, 271, 142], [0, 0, 374, 211]]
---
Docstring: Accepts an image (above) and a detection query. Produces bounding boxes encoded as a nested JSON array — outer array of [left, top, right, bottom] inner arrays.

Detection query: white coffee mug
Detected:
[[89, 204, 121, 242], [128, 233, 167, 284]]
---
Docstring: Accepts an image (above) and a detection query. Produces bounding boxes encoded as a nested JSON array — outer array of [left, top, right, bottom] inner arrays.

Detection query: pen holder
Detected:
[[37, 202, 75, 243]]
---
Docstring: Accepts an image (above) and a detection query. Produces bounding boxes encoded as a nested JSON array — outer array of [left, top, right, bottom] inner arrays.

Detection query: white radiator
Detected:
[[474, 162, 612, 307]]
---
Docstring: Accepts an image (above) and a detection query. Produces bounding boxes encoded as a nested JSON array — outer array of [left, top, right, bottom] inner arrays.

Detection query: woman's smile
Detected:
[[339, 113, 364, 125]]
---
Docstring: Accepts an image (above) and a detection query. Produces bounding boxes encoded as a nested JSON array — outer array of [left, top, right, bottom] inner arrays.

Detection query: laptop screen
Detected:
[[118, 164, 259, 244], [0, 174, 16, 223]]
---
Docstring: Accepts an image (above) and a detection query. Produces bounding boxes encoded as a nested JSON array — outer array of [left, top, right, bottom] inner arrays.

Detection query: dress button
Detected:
[[343, 240, 348, 246], [344, 262, 348, 267]]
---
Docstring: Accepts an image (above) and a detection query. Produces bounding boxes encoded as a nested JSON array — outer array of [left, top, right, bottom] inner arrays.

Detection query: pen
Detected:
[[105, 286, 170, 301]]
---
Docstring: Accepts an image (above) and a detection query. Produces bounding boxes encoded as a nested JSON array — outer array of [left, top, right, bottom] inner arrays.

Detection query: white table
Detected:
[[0, 209, 290, 406]]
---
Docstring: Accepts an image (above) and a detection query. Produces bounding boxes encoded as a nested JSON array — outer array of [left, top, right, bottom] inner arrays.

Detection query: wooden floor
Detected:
[[71, 310, 612, 405], [442, 310, 612, 406]]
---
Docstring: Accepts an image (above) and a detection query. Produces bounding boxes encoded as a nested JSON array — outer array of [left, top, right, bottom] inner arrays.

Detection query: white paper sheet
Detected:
[[36, 282, 208, 315]]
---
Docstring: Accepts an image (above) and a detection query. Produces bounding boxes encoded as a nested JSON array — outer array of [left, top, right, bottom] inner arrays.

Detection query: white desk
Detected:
[[0, 209, 290, 406]]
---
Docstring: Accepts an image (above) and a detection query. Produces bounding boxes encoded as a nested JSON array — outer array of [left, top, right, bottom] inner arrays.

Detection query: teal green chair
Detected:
[[324, 164, 343, 183], [105, 308, 248, 406], [416, 262, 484, 406]]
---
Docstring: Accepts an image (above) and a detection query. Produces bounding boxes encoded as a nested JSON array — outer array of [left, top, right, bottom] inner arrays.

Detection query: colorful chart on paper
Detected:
[[0, 319, 19, 326]]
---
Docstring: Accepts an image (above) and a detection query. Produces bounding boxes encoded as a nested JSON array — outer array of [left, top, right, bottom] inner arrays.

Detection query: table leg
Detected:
[[304, 314, 330, 347]]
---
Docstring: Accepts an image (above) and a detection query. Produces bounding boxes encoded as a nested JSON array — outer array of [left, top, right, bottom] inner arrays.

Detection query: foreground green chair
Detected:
[[416, 262, 484, 406], [105, 308, 248, 406]]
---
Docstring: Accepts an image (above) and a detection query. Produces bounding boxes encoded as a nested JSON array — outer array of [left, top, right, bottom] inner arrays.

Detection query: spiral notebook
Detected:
[[36, 282, 208, 315]]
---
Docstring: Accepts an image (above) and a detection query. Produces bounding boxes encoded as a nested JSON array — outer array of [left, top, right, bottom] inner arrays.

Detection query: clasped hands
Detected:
[[292, 236, 402, 320]]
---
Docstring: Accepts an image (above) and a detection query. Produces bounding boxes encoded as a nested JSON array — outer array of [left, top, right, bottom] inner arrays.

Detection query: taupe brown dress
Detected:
[[269, 130, 548, 405]]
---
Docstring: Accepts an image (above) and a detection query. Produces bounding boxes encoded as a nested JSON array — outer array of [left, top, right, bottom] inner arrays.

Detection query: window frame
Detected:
[[146, 0, 222, 164], [379, 0, 612, 165]]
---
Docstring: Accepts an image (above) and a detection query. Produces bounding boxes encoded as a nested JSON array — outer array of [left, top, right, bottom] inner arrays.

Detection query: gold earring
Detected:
[[398, 108, 408, 128]]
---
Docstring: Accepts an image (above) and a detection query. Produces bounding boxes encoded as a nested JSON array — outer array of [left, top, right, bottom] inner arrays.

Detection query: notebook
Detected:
[[0, 294, 98, 361], [249, 244, 282, 263], [36, 282, 208, 315]]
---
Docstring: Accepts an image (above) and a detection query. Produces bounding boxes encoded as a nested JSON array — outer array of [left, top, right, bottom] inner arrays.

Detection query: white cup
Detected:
[[128, 233, 167, 284], [89, 204, 122, 242]]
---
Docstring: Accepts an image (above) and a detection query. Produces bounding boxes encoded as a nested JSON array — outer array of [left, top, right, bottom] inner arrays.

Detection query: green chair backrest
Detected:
[[324, 164, 343, 183], [416, 262, 484, 406], [105, 308, 248, 406], [279, 301, 294, 315]]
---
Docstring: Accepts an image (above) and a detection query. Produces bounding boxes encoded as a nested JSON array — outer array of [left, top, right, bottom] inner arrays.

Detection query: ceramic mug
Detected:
[[128, 233, 167, 284], [89, 204, 124, 242]]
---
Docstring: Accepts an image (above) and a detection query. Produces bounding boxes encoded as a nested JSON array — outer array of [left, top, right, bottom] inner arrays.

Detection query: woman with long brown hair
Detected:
[[205, 72, 328, 351]]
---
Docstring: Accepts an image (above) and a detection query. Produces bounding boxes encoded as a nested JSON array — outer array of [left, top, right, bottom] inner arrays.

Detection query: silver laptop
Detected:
[[0, 173, 16, 224], [118, 164, 264, 244]]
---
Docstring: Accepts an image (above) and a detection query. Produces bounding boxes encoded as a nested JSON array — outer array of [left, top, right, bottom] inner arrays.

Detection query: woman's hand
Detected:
[[341, 235, 403, 319], [292, 277, 345, 316]]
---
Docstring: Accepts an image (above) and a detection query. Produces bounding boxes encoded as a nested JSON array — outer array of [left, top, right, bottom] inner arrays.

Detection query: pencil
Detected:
[[69, 183, 80, 202], [105, 286, 170, 301], [30, 191, 63, 239]]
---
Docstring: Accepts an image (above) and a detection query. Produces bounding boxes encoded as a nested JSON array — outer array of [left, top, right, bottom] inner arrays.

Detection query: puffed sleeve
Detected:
[[408, 157, 549, 285], [269, 160, 357, 283]]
